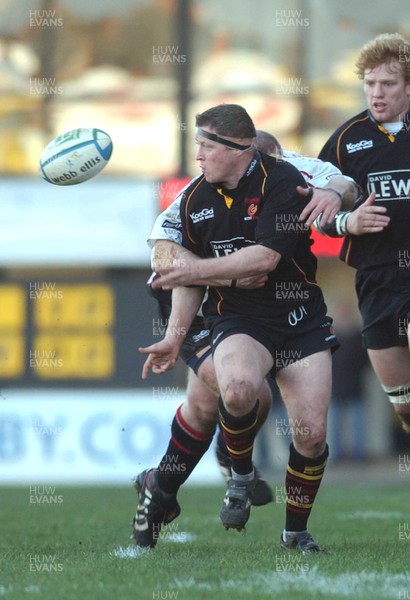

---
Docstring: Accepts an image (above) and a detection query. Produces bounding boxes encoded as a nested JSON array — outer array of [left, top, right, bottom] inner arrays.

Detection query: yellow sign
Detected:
[[32, 284, 114, 329], [0, 285, 26, 328], [0, 282, 116, 381], [0, 286, 26, 377], [0, 334, 25, 377], [32, 333, 114, 379]]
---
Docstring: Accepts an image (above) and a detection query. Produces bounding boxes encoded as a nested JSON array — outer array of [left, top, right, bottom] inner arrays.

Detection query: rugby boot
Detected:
[[215, 443, 273, 506], [132, 468, 180, 548], [280, 530, 326, 554], [220, 471, 257, 531]]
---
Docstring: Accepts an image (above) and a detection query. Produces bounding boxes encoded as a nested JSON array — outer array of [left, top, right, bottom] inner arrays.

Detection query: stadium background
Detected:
[[0, 0, 409, 485]]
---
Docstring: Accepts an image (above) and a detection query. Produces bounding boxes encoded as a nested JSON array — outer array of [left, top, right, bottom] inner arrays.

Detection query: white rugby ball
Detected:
[[39, 127, 113, 185]]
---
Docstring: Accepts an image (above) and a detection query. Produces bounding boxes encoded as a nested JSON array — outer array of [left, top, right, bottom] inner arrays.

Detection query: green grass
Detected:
[[0, 482, 409, 600]]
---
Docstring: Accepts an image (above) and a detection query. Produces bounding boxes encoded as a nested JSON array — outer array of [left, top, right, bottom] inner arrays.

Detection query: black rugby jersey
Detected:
[[179, 152, 324, 318], [319, 109, 410, 270]]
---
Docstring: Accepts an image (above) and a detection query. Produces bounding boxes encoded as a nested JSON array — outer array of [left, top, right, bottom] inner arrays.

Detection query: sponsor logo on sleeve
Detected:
[[161, 219, 182, 230]]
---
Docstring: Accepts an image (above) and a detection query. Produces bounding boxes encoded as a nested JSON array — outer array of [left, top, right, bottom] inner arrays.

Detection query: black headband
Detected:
[[195, 127, 252, 150]]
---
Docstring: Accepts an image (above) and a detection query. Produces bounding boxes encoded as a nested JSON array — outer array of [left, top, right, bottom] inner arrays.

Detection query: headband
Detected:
[[195, 127, 252, 150]]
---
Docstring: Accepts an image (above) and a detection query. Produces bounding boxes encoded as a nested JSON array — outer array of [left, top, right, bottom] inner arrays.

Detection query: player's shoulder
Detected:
[[180, 174, 204, 196], [330, 109, 370, 139], [179, 174, 207, 203]]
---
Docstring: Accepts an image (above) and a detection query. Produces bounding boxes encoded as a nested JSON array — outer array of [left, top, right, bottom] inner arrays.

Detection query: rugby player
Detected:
[[133, 106, 344, 553], [318, 33, 410, 434], [142, 130, 358, 512]]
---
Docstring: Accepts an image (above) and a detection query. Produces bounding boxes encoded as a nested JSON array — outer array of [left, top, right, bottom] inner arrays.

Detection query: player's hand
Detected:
[[236, 274, 268, 289], [151, 253, 200, 289], [298, 186, 341, 226], [139, 339, 180, 379], [152, 240, 186, 271], [346, 192, 390, 235]]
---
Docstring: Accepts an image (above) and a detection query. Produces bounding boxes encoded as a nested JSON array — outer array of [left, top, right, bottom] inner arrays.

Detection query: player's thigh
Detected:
[[367, 346, 410, 386], [196, 351, 219, 396], [187, 364, 219, 414], [276, 349, 332, 430], [213, 333, 273, 398]]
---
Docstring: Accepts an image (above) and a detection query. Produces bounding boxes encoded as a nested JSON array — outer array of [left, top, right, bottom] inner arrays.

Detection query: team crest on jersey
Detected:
[[243, 196, 260, 220], [346, 140, 373, 153]]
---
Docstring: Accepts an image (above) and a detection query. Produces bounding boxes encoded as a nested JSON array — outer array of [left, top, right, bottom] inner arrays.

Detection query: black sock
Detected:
[[216, 426, 228, 456], [218, 397, 259, 476], [285, 442, 329, 532], [156, 405, 213, 495]]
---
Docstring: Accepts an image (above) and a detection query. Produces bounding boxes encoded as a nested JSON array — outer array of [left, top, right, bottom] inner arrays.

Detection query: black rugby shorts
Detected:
[[207, 301, 339, 376], [355, 266, 410, 349]]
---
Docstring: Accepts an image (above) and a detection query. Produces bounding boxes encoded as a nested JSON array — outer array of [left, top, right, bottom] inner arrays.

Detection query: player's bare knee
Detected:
[[223, 380, 256, 415], [293, 424, 327, 457]]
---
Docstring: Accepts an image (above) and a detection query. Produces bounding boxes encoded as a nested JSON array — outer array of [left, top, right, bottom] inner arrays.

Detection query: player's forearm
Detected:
[[322, 175, 359, 211], [165, 286, 204, 347], [152, 240, 188, 272], [313, 210, 349, 237], [187, 245, 280, 283], [153, 240, 237, 287]]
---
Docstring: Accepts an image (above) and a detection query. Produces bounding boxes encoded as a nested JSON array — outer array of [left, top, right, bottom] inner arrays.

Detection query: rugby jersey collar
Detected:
[[210, 151, 261, 195], [367, 109, 410, 139]]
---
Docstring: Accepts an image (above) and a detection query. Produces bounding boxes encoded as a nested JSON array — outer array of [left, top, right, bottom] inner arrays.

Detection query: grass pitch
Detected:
[[0, 480, 409, 600]]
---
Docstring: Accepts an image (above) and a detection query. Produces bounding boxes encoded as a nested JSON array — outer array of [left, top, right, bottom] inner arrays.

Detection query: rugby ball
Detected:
[[39, 128, 113, 185]]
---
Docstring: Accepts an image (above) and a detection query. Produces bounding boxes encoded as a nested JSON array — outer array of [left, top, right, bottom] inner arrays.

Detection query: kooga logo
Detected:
[[190, 208, 214, 223], [346, 140, 373, 153]]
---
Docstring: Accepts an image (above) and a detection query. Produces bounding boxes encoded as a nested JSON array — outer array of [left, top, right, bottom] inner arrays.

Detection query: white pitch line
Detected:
[[111, 533, 197, 559], [110, 545, 150, 559], [338, 510, 406, 520], [171, 568, 410, 599]]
